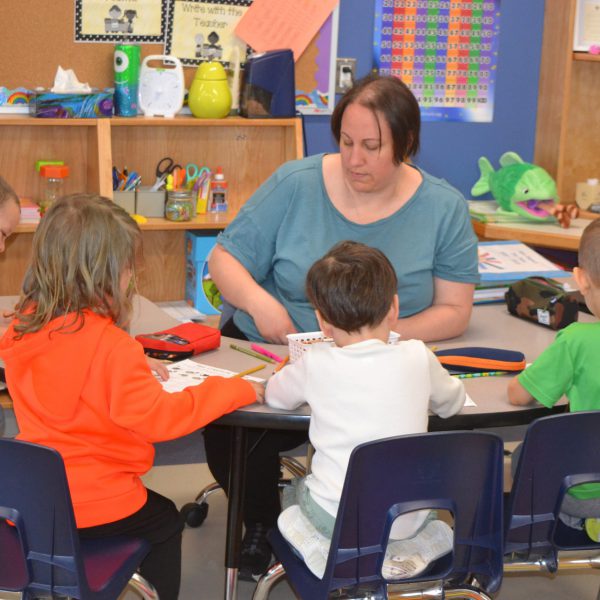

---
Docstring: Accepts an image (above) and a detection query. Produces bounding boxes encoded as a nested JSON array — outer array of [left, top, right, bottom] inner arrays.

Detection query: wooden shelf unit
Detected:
[[0, 116, 303, 301], [535, 0, 600, 205]]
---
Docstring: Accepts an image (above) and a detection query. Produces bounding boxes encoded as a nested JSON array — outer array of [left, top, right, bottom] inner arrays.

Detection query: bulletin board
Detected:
[[0, 2, 337, 115]]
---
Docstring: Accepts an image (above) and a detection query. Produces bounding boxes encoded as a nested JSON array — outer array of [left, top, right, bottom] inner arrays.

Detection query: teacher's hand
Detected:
[[250, 295, 297, 344]]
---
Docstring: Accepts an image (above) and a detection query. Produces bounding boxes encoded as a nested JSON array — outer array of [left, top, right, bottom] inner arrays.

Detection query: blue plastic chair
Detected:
[[0, 438, 158, 600], [504, 411, 600, 578], [253, 431, 505, 600]]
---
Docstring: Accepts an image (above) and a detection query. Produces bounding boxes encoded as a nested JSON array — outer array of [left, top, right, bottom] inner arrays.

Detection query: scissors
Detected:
[[185, 163, 210, 188], [152, 157, 183, 191]]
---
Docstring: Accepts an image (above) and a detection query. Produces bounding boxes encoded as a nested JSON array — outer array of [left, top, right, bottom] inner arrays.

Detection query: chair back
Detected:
[[270, 431, 504, 599], [505, 411, 600, 567], [0, 438, 87, 598]]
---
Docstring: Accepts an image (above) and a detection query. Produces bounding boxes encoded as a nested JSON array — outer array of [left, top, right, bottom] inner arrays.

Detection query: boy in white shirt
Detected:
[[266, 240, 466, 578]]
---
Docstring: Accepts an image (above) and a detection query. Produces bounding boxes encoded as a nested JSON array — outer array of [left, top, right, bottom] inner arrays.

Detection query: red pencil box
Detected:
[[434, 347, 526, 374], [135, 322, 221, 360]]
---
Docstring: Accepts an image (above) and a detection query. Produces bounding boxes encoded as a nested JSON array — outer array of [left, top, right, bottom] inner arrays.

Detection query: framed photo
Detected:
[[75, 0, 167, 43], [165, 0, 252, 67], [574, 0, 600, 51]]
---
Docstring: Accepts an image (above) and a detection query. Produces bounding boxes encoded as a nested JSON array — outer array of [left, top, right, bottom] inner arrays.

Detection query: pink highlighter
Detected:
[[250, 343, 284, 363]]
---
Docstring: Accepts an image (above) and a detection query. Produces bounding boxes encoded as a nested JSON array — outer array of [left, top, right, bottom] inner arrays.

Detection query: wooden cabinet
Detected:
[[535, 0, 600, 204], [0, 116, 303, 300]]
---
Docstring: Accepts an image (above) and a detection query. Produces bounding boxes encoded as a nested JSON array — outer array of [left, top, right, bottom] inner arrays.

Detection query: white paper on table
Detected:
[[465, 393, 476, 407], [157, 359, 263, 393]]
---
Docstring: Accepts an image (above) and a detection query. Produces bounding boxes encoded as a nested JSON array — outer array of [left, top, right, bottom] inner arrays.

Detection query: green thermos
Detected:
[[188, 62, 232, 119]]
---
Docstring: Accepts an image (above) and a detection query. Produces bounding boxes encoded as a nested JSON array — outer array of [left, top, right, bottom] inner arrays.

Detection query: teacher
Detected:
[[205, 74, 479, 579]]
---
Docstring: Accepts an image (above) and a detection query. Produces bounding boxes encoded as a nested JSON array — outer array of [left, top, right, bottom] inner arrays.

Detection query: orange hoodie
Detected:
[[0, 311, 256, 528]]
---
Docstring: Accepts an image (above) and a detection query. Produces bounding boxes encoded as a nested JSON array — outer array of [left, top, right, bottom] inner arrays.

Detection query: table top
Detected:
[[2, 296, 593, 431]]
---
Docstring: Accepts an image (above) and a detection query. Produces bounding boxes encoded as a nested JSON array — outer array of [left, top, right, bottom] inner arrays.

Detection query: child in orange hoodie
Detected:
[[0, 194, 264, 599]]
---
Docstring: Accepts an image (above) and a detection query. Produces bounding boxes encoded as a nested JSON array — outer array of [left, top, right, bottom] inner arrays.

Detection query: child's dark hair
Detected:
[[306, 241, 398, 333], [579, 218, 600, 285]]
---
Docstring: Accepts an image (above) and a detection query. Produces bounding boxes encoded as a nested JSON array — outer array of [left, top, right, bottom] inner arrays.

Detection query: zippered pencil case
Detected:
[[434, 347, 526, 374], [135, 322, 221, 360]]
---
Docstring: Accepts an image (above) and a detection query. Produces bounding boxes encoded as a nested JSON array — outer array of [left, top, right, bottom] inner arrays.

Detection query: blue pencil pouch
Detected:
[[434, 347, 526, 374]]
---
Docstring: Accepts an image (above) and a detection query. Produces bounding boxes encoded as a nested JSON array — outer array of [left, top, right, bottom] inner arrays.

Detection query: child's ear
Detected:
[[315, 310, 334, 338], [573, 266, 591, 294], [387, 294, 399, 325]]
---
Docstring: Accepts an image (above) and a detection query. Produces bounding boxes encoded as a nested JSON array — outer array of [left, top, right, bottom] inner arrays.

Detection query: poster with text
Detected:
[[165, 0, 252, 67], [75, 0, 167, 42], [373, 0, 500, 122]]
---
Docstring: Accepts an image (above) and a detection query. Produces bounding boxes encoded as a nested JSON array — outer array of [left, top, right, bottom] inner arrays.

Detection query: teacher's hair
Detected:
[[0, 175, 20, 208], [330, 73, 421, 164], [579, 218, 600, 285], [14, 194, 141, 337], [306, 240, 398, 333]]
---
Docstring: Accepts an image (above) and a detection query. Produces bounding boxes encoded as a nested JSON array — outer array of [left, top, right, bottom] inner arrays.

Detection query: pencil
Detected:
[[229, 343, 276, 364], [231, 364, 266, 378], [274, 355, 290, 373], [453, 370, 511, 379]]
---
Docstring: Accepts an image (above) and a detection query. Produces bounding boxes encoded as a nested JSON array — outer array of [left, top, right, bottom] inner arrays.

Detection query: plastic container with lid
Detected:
[[39, 164, 70, 215], [165, 189, 194, 221]]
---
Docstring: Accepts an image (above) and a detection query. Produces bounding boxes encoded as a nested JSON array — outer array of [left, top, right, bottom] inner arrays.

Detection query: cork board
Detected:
[[0, 2, 337, 112]]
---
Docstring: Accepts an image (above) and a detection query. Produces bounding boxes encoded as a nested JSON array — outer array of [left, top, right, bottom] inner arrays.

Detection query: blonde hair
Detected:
[[15, 194, 141, 336], [579, 219, 600, 286], [0, 175, 19, 208]]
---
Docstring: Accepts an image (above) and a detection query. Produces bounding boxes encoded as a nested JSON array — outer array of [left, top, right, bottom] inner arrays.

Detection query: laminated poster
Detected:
[[373, 0, 501, 122], [75, 0, 167, 42]]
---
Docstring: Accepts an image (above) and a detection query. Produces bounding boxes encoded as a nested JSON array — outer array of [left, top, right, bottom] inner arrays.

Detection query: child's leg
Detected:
[[79, 488, 184, 600]]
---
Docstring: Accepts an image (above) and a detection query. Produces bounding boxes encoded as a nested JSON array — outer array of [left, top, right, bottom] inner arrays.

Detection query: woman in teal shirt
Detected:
[[205, 74, 479, 579]]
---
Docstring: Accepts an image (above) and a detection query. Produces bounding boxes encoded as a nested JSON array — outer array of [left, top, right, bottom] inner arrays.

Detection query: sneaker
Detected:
[[585, 518, 600, 541], [239, 523, 273, 581]]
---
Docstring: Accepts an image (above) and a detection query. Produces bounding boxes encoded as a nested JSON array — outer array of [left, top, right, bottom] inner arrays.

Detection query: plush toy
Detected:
[[471, 151, 578, 228]]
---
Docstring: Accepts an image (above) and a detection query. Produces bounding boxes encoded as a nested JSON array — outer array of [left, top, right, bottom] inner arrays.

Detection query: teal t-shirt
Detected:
[[519, 321, 600, 499], [217, 153, 479, 342]]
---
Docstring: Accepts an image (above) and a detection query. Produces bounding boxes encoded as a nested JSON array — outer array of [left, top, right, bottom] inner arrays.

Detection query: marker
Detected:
[[231, 364, 266, 378], [274, 355, 290, 373], [453, 370, 511, 379], [229, 343, 276, 364], [250, 343, 284, 363]]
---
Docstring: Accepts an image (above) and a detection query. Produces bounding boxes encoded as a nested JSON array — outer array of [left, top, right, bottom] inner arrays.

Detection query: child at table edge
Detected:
[[265, 240, 466, 578], [508, 218, 600, 538], [0, 194, 264, 600]]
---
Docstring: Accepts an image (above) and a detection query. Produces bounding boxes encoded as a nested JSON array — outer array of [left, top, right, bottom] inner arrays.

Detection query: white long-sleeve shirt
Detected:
[[266, 338, 465, 539]]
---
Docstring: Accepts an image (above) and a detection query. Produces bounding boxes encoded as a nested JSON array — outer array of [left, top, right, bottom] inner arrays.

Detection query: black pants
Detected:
[[79, 489, 184, 600], [206, 319, 309, 527]]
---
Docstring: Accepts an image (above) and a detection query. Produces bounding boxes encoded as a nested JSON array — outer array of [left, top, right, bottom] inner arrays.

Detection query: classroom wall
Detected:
[[303, 0, 546, 199]]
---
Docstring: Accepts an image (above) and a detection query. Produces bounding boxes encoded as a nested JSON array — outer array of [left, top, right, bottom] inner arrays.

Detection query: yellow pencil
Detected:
[[232, 364, 266, 378]]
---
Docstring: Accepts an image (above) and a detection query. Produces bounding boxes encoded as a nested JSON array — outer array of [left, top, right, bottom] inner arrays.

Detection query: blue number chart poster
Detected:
[[373, 0, 501, 122]]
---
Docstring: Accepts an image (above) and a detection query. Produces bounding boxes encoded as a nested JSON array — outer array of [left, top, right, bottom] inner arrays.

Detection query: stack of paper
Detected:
[[475, 240, 568, 304], [19, 198, 40, 223]]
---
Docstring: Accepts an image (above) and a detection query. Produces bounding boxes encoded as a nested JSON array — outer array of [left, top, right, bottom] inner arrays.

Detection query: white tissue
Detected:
[[50, 66, 92, 94]]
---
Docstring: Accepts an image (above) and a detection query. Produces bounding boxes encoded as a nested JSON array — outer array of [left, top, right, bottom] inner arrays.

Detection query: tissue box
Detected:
[[31, 89, 114, 118], [185, 231, 221, 315]]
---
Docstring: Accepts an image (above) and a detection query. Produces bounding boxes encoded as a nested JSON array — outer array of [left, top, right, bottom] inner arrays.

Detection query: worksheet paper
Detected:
[[158, 359, 263, 393]]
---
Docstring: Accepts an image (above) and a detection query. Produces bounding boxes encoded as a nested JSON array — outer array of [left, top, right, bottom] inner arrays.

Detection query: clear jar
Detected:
[[39, 164, 70, 216], [165, 190, 194, 221]]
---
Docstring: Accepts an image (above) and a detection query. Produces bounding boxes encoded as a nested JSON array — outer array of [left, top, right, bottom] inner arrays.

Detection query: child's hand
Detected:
[[146, 356, 170, 381], [250, 381, 265, 404]]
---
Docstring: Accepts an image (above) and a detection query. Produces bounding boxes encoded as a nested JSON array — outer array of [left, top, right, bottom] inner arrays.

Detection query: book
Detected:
[[478, 240, 567, 283]]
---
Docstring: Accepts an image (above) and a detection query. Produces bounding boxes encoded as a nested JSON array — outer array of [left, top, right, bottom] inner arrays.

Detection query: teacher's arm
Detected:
[[208, 244, 297, 344], [393, 278, 474, 342]]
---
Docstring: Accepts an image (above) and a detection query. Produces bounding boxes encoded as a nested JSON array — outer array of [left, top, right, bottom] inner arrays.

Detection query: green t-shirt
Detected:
[[519, 321, 600, 499]]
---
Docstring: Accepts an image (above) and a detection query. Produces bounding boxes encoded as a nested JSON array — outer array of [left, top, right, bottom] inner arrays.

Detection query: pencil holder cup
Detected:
[[135, 187, 166, 217], [113, 191, 136, 214]]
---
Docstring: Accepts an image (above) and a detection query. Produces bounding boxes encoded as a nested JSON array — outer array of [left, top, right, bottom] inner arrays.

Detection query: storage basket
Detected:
[[287, 331, 401, 363]]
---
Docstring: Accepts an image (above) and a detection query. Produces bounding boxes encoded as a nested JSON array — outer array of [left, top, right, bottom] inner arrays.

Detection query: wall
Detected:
[[303, 0, 546, 198]]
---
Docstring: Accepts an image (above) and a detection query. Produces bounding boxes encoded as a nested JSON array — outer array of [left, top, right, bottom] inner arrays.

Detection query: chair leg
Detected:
[[127, 572, 159, 599], [193, 480, 222, 503], [251, 562, 286, 600]]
